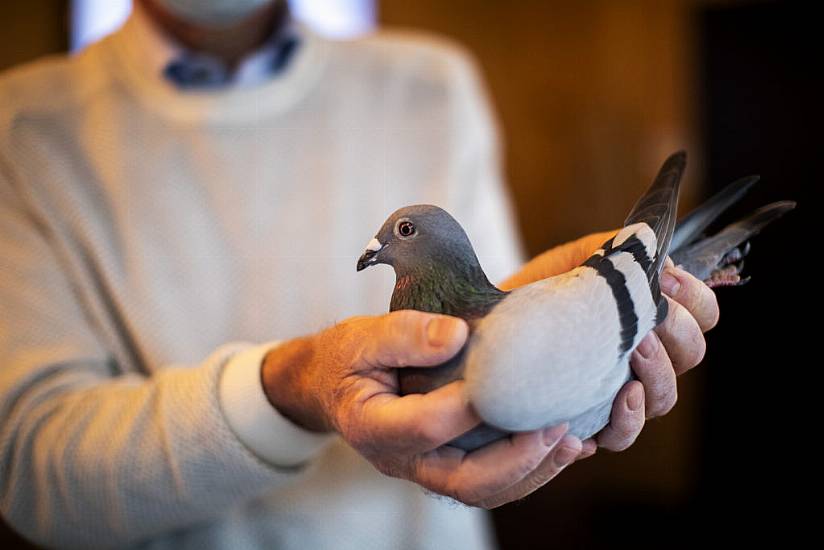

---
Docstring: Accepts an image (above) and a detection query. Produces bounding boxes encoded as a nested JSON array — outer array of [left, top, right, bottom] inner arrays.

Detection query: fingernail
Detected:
[[661, 269, 681, 296], [543, 423, 568, 446], [637, 332, 659, 359], [628, 388, 644, 411], [553, 439, 580, 467], [426, 316, 461, 347]]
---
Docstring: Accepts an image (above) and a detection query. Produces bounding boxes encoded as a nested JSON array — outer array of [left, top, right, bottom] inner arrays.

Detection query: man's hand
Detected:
[[261, 311, 582, 508], [499, 229, 720, 459]]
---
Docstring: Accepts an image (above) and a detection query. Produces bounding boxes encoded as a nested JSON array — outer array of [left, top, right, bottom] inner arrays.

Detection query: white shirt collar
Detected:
[[128, 2, 300, 89]]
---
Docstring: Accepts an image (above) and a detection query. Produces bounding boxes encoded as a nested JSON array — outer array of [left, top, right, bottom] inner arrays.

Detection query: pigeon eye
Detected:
[[398, 221, 416, 238]]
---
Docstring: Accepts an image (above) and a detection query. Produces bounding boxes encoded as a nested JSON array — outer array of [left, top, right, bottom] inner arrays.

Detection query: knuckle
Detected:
[[380, 312, 405, 342], [339, 406, 379, 452], [638, 352, 667, 382], [374, 458, 406, 478], [373, 347, 401, 368], [517, 450, 546, 478], [390, 309, 426, 334], [610, 431, 635, 451], [331, 407, 351, 437], [343, 422, 369, 451], [523, 471, 554, 493], [409, 420, 443, 447], [371, 319, 406, 367], [380, 310, 432, 365], [687, 332, 707, 368], [649, 386, 678, 417]]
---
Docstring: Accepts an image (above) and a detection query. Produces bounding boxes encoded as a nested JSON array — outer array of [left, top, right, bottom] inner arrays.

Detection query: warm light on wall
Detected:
[[70, 0, 376, 52]]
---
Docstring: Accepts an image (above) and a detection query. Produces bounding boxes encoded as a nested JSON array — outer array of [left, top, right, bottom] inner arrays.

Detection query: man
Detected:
[[0, 0, 718, 548]]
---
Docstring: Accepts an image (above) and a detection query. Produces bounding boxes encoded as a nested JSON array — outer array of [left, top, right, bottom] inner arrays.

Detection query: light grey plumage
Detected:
[[464, 244, 657, 433], [356, 151, 795, 451]]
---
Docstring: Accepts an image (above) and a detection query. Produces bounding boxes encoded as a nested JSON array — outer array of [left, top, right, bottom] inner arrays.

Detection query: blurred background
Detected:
[[0, 1, 813, 548]]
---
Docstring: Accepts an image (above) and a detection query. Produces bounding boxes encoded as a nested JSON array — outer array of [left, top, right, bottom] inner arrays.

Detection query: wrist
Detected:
[[261, 335, 332, 433]]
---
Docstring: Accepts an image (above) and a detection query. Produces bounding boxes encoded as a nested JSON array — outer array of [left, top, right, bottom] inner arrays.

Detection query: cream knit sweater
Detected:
[[0, 10, 525, 550]]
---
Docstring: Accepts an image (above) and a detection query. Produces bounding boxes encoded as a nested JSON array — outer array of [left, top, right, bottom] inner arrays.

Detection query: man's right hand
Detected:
[[261, 310, 582, 509]]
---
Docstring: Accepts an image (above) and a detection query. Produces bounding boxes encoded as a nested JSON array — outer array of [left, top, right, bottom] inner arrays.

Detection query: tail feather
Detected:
[[671, 201, 796, 281], [623, 150, 687, 279], [670, 175, 759, 253], [582, 149, 794, 324]]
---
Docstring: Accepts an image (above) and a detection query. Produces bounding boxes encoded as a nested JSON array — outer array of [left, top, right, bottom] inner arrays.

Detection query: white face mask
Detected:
[[155, 0, 276, 25]]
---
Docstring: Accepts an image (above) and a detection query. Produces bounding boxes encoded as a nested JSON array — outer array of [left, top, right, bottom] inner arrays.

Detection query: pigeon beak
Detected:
[[356, 238, 384, 271]]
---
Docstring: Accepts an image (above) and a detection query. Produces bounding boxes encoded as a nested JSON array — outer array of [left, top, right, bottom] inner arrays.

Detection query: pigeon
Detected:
[[356, 151, 795, 451]]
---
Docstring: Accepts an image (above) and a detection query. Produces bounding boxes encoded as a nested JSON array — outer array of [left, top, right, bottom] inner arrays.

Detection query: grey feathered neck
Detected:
[[388, 251, 508, 319]]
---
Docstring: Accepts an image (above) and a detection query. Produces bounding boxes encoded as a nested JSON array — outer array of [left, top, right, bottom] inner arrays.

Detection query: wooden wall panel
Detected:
[[380, 0, 702, 251], [0, 1, 67, 72], [380, 0, 704, 506]]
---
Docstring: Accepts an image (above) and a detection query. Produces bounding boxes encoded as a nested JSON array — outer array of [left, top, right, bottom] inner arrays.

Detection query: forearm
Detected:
[[0, 167, 337, 547], [0, 342, 326, 549]]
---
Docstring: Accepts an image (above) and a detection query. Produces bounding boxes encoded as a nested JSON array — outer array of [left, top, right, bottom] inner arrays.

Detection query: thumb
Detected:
[[363, 310, 468, 368]]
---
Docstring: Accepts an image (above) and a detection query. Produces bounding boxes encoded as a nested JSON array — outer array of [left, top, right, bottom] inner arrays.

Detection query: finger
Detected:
[[596, 381, 645, 451], [630, 331, 677, 418], [361, 310, 468, 369], [473, 434, 583, 509], [570, 229, 621, 266], [358, 380, 480, 453], [660, 266, 720, 332], [501, 229, 621, 290], [413, 424, 569, 507], [576, 438, 598, 461], [654, 296, 706, 376]]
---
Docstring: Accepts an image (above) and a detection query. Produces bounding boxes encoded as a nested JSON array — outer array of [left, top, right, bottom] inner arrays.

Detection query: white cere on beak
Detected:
[[365, 238, 383, 252]]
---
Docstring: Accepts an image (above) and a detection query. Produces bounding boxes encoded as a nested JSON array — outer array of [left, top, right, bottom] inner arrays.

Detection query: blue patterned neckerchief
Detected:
[[163, 19, 301, 90]]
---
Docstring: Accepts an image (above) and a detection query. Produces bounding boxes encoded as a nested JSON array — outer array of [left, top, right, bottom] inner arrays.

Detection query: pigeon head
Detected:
[[356, 204, 480, 277]]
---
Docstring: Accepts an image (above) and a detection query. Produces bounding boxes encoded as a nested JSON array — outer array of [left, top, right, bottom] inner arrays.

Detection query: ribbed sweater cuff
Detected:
[[218, 341, 335, 468]]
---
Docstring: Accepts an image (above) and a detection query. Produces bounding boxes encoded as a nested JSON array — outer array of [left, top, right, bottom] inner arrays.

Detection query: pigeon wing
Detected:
[[463, 260, 654, 434]]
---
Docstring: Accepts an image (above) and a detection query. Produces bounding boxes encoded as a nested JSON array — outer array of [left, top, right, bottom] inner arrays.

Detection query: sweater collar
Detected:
[[127, 3, 300, 90], [105, 3, 329, 124]]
